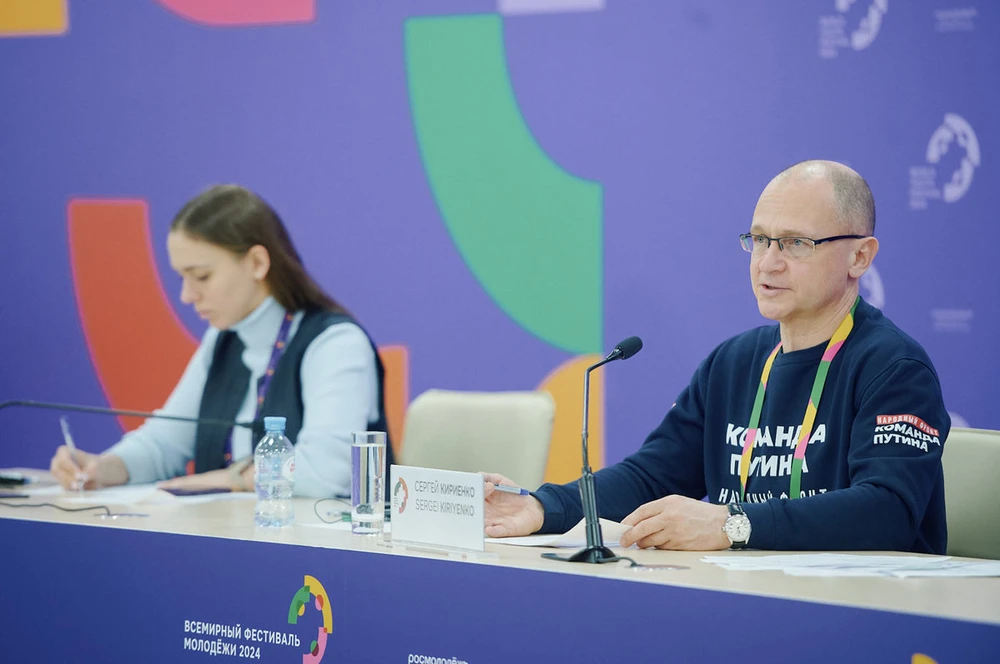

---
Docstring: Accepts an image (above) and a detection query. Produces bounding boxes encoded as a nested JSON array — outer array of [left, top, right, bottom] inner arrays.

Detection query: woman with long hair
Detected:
[[50, 185, 392, 497]]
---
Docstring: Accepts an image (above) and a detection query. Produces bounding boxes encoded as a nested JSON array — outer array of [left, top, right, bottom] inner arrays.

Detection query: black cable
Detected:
[[0, 501, 112, 516], [313, 497, 351, 523]]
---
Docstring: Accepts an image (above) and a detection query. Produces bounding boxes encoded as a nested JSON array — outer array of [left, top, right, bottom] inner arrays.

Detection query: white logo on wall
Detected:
[[498, 0, 604, 15], [949, 412, 970, 428], [935, 8, 977, 33], [819, 0, 888, 59], [909, 114, 980, 210], [860, 265, 885, 309], [931, 308, 974, 333]]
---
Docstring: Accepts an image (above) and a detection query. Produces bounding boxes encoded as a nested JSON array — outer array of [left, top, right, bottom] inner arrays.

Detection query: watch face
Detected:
[[725, 515, 751, 543]]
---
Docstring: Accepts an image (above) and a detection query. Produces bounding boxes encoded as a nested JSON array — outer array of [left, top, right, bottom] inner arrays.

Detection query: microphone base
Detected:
[[541, 545, 622, 565]]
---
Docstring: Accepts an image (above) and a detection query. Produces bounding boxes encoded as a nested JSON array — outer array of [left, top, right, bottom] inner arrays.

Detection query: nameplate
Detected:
[[389, 465, 484, 552]]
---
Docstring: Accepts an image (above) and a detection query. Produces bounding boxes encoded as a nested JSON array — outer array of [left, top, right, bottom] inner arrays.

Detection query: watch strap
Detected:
[[725, 502, 749, 550]]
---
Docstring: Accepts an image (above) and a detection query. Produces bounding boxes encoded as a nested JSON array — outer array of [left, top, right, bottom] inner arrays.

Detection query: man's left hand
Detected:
[[620, 495, 730, 550]]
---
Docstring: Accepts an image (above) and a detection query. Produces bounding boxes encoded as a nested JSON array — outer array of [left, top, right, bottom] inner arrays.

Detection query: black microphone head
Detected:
[[614, 336, 643, 360]]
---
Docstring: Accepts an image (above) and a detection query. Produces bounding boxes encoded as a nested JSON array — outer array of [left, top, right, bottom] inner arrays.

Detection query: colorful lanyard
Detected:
[[223, 312, 294, 464], [739, 298, 858, 501]]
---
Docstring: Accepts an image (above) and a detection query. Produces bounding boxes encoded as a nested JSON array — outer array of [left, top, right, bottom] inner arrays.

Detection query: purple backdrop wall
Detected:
[[0, 1, 996, 471]]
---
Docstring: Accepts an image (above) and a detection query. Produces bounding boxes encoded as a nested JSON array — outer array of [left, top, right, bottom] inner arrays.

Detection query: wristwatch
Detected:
[[722, 503, 752, 550]]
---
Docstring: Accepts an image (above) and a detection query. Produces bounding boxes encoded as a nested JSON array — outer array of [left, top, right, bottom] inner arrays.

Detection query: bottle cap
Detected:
[[263, 416, 286, 432]]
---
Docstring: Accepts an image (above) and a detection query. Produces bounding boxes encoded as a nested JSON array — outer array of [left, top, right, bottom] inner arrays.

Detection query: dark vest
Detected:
[[193, 310, 394, 475]]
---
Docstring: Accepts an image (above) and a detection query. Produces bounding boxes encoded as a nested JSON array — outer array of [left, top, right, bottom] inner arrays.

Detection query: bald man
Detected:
[[484, 160, 949, 553]]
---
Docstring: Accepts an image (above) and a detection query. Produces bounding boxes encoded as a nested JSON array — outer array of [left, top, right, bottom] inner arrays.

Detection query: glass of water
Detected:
[[350, 431, 386, 535]]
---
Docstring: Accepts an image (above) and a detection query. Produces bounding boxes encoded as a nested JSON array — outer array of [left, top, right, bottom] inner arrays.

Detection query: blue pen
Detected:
[[492, 483, 530, 496]]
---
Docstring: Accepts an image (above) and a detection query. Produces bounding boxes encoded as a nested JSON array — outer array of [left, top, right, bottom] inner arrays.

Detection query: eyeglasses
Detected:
[[739, 233, 868, 259]]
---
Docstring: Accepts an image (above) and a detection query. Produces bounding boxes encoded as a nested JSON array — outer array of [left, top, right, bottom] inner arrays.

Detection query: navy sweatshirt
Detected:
[[535, 299, 950, 553]]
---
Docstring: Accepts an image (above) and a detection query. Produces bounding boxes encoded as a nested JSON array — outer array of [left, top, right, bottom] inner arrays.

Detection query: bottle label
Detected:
[[281, 456, 295, 483]]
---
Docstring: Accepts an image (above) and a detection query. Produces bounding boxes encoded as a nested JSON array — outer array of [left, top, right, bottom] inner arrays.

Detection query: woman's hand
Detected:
[[157, 463, 255, 493], [50, 449, 128, 490]]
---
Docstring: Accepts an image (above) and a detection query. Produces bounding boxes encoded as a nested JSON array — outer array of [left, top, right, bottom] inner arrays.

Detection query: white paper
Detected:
[[21, 484, 164, 504], [21, 483, 255, 506], [701, 553, 1000, 578], [59, 486, 173, 505], [490, 518, 633, 548], [21, 484, 68, 497], [701, 553, 947, 570], [889, 561, 1000, 578]]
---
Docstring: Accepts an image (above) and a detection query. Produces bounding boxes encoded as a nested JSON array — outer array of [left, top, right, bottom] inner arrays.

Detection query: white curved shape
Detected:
[[499, 0, 604, 15], [851, 0, 888, 51], [861, 264, 885, 309], [948, 412, 971, 428]]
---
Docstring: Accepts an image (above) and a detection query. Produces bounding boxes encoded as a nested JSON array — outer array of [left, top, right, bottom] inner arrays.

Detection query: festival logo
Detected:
[[910, 114, 980, 209], [393, 476, 410, 515], [287, 575, 334, 663], [819, 0, 889, 58], [926, 114, 980, 203]]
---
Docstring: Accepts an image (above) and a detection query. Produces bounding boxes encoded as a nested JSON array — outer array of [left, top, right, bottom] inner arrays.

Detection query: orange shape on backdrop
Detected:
[[68, 200, 198, 432], [378, 345, 408, 460], [538, 355, 604, 484], [68, 199, 409, 444], [154, 0, 315, 27], [0, 0, 67, 37]]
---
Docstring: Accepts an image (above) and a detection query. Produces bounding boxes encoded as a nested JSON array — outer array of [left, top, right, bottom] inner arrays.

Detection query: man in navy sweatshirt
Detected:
[[484, 160, 949, 553]]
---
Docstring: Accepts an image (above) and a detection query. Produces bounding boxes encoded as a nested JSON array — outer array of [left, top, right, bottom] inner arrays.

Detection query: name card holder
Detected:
[[386, 465, 495, 559]]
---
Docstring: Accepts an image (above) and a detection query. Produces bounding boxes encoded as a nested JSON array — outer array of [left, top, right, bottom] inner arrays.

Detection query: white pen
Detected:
[[59, 416, 86, 491]]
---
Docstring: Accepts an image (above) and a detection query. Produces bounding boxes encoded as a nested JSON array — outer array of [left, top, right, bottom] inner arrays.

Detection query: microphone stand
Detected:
[[542, 352, 624, 565], [0, 400, 255, 429]]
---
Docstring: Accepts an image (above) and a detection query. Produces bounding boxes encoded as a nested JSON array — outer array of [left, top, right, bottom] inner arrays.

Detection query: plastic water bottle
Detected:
[[254, 416, 295, 527]]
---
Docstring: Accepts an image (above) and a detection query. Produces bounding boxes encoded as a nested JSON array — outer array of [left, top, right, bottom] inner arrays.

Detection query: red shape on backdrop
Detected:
[[68, 199, 197, 432], [154, 0, 315, 27]]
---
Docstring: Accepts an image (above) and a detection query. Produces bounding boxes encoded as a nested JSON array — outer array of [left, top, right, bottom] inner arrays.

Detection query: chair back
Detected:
[[398, 389, 556, 490], [941, 426, 1000, 559]]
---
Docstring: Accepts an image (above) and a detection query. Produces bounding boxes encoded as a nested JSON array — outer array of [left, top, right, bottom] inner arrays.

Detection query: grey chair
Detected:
[[941, 426, 1000, 560], [397, 389, 556, 490]]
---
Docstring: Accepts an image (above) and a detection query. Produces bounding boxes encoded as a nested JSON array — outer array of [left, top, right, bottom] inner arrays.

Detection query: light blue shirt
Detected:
[[107, 297, 378, 497]]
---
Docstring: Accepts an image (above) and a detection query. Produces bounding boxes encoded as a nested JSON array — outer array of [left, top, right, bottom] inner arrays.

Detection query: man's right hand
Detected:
[[482, 472, 545, 538]]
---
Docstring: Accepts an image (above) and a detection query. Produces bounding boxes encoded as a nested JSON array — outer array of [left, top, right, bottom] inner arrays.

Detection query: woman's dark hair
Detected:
[[170, 185, 346, 314]]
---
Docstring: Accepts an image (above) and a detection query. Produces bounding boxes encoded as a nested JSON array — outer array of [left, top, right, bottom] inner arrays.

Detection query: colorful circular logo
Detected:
[[392, 477, 409, 514], [287, 575, 333, 662]]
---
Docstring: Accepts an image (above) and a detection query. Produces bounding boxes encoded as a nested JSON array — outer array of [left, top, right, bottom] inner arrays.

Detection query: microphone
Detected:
[[0, 400, 256, 430], [608, 336, 643, 361], [542, 335, 644, 565]]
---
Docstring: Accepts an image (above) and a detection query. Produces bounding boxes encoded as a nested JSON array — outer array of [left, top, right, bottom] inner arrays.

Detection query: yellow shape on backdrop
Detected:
[[539, 355, 604, 484], [912, 655, 939, 664], [0, 0, 67, 36]]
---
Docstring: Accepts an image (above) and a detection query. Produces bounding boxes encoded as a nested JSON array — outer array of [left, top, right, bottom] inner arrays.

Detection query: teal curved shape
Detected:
[[405, 14, 602, 355]]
